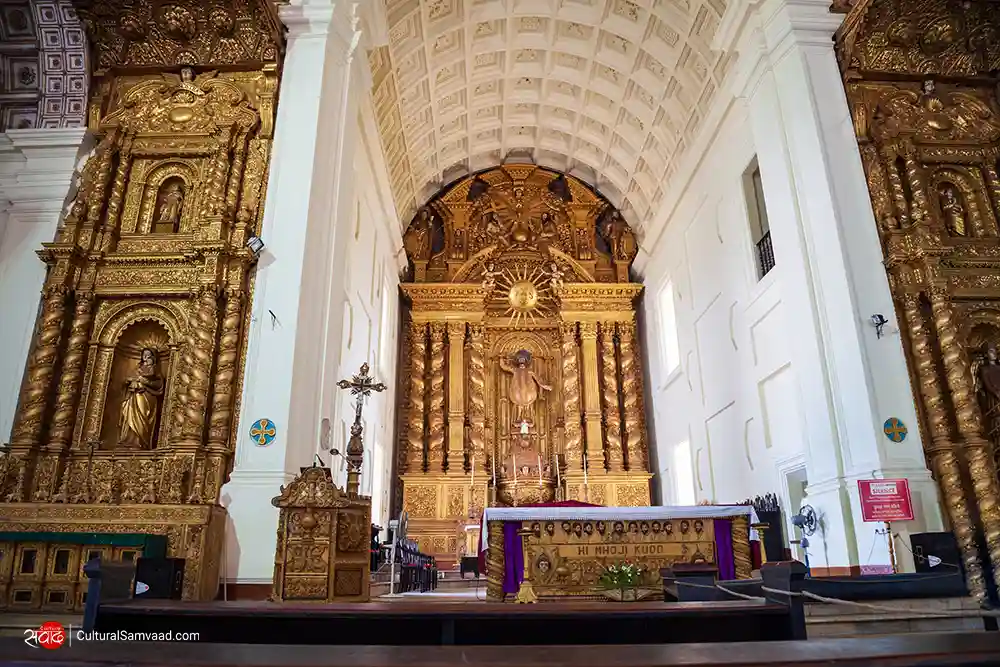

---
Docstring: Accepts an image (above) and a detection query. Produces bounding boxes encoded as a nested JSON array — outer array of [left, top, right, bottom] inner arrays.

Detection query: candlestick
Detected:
[[513, 454, 517, 485], [555, 452, 560, 489], [537, 454, 542, 487], [583, 454, 588, 487], [471, 455, 475, 488]]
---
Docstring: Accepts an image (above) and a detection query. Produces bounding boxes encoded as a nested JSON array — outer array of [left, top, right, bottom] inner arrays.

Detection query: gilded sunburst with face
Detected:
[[494, 264, 554, 328]]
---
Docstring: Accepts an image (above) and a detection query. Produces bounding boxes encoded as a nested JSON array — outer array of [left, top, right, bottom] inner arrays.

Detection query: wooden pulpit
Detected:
[[271, 465, 371, 602]]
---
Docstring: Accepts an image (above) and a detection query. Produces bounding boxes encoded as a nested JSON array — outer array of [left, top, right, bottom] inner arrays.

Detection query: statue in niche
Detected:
[[978, 345, 1000, 446], [500, 349, 551, 428], [939, 185, 967, 236], [118, 347, 165, 450], [153, 180, 185, 233], [404, 209, 433, 261], [600, 211, 637, 261]]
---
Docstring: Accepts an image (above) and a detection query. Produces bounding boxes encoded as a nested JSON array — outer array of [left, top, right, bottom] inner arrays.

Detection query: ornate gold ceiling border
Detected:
[[73, 0, 286, 72], [834, 0, 1000, 80], [558, 283, 644, 323]]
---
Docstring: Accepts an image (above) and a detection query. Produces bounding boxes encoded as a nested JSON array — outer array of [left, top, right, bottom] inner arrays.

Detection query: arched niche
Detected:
[[136, 160, 200, 234], [930, 166, 992, 237], [99, 319, 172, 451], [489, 329, 557, 462], [85, 302, 184, 450]]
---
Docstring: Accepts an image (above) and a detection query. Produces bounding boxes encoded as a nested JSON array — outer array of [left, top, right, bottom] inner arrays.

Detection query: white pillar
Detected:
[[738, 0, 941, 572], [0, 128, 88, 442], [223, 0, 364, 584]]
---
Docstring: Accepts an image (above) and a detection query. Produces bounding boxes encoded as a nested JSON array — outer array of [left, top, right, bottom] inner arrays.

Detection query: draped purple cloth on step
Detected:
[[502, 521, 525, 594], [714, 519, 735, 580]]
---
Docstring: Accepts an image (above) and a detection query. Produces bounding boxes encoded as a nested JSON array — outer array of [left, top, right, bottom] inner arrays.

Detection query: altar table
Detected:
[[481, 505, 758, 601]]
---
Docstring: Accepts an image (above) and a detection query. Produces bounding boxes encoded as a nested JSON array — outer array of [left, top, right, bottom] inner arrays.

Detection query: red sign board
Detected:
[[858, 479, 914, 522]]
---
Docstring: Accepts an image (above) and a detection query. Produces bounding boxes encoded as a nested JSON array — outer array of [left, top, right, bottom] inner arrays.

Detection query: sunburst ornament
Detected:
[[495, 264, 554, 328]]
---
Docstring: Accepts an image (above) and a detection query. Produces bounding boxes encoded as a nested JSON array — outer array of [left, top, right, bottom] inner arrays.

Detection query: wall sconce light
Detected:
[[246, 235, 265, 257], [870, 313, 889, 339]]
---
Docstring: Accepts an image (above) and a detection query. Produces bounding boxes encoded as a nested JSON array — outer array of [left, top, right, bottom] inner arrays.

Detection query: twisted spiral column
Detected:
[[900, 292, 986, 601], [49, 292, 94, 448], [426, 323, 447, 472], [881, 149, 911, 227], [35, 292, 96, 501], [599, 321, 624, 472], [618, 321, 644, 471], [928, 286, 1000, 594], [11, 284, 69, 449], [204, 130, 232, 218], [207, 289, 244, 448], [407, 322, 428, 472], [174, 287, 220, 445], [560, 322, 583, 471], [467, 324, 487, 471], [902, 147, 930, 224]]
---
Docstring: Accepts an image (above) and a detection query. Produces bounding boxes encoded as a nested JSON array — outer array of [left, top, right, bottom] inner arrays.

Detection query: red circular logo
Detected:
[[37, 621, 66, 649]]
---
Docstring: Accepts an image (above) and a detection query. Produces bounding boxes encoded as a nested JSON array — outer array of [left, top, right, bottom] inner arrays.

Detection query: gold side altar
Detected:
[[0, 1, 284, 609], [394, 166, 653, 565], [483, 507, 754, 602]]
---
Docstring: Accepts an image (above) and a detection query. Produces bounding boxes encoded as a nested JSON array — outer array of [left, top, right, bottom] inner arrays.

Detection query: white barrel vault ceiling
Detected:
[[368, 0, 734, 230]]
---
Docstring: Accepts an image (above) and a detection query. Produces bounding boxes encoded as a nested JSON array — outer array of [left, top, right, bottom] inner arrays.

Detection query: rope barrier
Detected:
[[667, 579, 993, 619]]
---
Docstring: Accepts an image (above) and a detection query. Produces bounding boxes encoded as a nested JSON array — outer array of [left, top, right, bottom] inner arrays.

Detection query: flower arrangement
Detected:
[[599, 561, 644, 597]]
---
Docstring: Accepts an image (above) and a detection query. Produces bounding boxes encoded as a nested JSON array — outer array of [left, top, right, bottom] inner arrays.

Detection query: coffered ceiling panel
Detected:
[[369, 0, 733, 228]]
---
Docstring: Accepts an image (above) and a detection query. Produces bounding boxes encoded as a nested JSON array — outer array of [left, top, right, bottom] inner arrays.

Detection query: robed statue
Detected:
[[154, 181, 185, 233], [979, 345, 1000, 447], [500, 349, 552, 424], [119, 347, 165, 449]]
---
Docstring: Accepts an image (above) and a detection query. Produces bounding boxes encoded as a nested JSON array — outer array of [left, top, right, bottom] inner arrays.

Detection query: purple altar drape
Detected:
[[714, 519, 735, 580], [502, 522, 525, 594]]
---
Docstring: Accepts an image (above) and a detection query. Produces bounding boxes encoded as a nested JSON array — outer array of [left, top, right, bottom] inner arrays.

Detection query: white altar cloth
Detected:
[[481, 505, 759, 550]]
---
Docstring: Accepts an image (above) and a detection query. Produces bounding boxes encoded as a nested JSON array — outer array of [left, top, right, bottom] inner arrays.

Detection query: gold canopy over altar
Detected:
[[396, 165, 652, 565]]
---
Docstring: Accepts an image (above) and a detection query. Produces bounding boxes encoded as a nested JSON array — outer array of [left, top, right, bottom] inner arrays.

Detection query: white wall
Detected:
[[638, 0, 943, 572], [639, 100, 804, 527]]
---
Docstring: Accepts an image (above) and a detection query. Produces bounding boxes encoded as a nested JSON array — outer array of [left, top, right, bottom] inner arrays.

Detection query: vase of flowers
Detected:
[[598, 561, 654, 602]]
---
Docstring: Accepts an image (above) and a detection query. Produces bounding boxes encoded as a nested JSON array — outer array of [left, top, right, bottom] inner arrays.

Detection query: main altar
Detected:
[[396, 165, 652, 566], [482, 505, 756, 601]]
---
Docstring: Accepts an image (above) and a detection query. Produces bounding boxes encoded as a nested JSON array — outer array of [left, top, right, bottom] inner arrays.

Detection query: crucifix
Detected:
[[337, 362, 387, 496]]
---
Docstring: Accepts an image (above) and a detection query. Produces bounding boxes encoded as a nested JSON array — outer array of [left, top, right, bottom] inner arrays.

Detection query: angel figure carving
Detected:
[[501, 349, 552, 425], [119, 347, 165, 450], [977, 345, 1000, 447]]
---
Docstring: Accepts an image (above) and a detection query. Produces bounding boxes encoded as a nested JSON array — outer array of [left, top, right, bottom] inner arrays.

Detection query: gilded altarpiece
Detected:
[[396, 166, 652, 564], [837, 0, 1000, 602], [0, 0, 283, 608]]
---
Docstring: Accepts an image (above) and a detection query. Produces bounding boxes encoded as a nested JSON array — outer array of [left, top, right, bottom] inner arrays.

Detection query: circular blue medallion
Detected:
[[250, 418, 277, 446], [883, 418, 907, 443]]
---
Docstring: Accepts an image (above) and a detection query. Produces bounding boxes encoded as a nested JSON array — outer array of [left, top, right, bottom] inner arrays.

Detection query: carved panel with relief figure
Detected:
[[397, 165, 650, 566]]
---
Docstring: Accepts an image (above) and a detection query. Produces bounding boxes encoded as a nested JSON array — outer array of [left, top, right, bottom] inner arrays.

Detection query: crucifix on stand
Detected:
[[336, 362, 386, 497]]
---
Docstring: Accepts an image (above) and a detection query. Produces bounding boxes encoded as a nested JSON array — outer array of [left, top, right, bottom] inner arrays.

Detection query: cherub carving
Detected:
[[549, 261, 565, 292]]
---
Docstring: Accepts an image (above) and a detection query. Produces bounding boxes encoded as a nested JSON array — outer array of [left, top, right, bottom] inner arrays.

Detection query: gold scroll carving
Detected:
[[271, 466, 371, 602], [836, 0, 1000, 602], [396, 165, 652, 566], [0, 1, 283, 607]]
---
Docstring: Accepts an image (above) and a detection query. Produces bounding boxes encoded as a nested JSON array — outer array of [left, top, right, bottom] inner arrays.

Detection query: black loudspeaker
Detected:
[[135, 557, 185, 599], [910, 532, 963, 574]]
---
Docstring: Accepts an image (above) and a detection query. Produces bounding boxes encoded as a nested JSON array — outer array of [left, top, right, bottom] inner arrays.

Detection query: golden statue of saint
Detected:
[[939, 185, 967, 236], [500, 349, 551, 425], [155, 181, 184, 232], [119, 347, 165, 450]]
